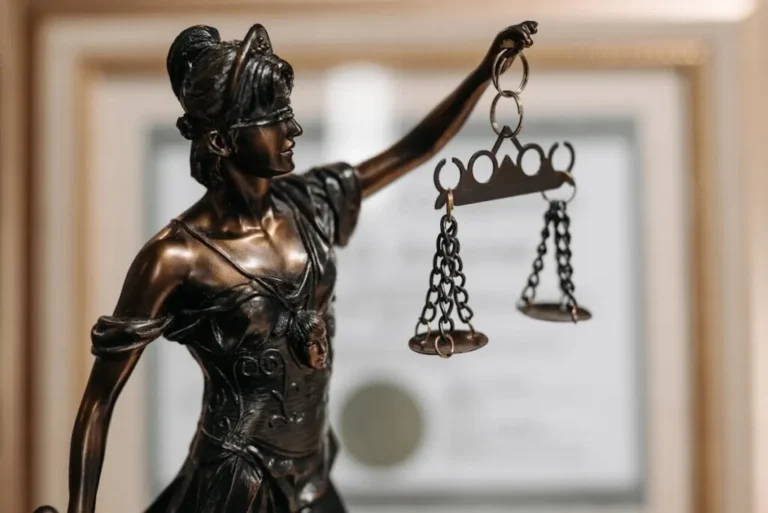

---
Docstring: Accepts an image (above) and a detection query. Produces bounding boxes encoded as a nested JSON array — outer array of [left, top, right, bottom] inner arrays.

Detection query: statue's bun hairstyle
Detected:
[[166, 24, 294, 188]]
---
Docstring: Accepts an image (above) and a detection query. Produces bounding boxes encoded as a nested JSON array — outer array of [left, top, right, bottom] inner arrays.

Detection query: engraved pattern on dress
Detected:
[[258, 348, 300, 427]]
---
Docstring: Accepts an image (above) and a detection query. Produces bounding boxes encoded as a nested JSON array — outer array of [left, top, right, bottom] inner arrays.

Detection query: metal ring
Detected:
[[492, 50, 529, 97], [434, 333, 455, 359], [490, 91, 524, 137], [541, 171, 577, 204], [414, 319, 431, 339], [446, 189, 454, 217]]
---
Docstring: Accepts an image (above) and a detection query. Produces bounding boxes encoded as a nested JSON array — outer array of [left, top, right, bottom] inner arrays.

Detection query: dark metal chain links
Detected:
[[415, 209, 474, 356], [553, 200, 579, 320], [519, 201, 558, 306]]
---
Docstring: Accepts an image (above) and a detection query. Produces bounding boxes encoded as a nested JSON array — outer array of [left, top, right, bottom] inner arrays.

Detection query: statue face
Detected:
[[307, 339, 328, 369], [306, 322, 329, 369], [230, 116, 303, 178]]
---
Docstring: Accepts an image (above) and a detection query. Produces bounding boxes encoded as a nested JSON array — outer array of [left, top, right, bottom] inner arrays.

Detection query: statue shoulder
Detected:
[[111, 222, 194, 318]]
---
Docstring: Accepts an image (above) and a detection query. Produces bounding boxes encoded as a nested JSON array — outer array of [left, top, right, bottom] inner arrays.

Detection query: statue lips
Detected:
[[281, 140, 295, 157]]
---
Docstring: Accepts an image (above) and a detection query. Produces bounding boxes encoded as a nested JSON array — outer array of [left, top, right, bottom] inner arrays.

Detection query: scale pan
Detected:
[[408, 330, 488, 357], [518, 302, 592, 323]]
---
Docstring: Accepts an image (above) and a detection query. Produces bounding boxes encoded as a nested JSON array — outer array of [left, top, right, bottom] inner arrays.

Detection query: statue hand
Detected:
[[482, 21, 538, 77]]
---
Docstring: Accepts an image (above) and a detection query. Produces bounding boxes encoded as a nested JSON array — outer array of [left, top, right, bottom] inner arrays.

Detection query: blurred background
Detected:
[[1, 1, 767, 513]]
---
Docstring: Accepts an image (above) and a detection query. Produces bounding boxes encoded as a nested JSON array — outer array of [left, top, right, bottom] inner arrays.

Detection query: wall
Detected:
[[23, 0, 757, 19], [0, 0, 28, 512], [744, 1, 768, 511]]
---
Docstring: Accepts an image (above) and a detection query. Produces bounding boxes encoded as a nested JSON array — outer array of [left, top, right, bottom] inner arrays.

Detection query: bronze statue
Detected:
[[37, 20, 540, 513]]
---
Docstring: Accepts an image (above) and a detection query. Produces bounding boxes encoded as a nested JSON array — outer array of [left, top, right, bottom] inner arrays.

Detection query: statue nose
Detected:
[[288, 118, 303, 137]]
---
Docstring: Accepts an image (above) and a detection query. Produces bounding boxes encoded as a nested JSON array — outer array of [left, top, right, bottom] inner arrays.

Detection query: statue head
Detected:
[[167, 24, 302, 188]]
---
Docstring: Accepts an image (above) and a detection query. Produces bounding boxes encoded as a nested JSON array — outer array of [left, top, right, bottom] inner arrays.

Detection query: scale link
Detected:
[[415, 214, 458, 356], [553, 201, 580, 322], [517, 198, 591, 323], [489, 49, 529, 138], [519, 201, 557, 306], [413, 190, 482, 358]]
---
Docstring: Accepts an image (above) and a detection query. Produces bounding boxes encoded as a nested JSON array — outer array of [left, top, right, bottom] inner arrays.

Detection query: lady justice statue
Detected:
[[38, 20, 538, 513]]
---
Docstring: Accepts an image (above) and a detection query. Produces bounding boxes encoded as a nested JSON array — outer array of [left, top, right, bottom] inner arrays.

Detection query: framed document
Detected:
[[141, 65, 688, 513]]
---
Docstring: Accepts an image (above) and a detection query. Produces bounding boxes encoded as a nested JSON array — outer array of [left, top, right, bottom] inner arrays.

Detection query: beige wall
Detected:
[[744, 1, 768, 511], [23, 0, 758, 19], [0, 0, 28, 512]]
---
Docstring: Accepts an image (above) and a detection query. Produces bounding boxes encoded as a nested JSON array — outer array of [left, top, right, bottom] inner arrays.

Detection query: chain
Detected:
[[553, 201, 579, 321], [519, 201, 557, 306], [489, 49, 528, 137], [435, 215, 458, 341], [415, 192, 473, 357], [453, 249, 474, 327]]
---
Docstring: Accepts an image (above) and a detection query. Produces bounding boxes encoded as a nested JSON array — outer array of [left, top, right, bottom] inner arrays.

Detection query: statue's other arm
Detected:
[[66, 231, 191, 513]]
